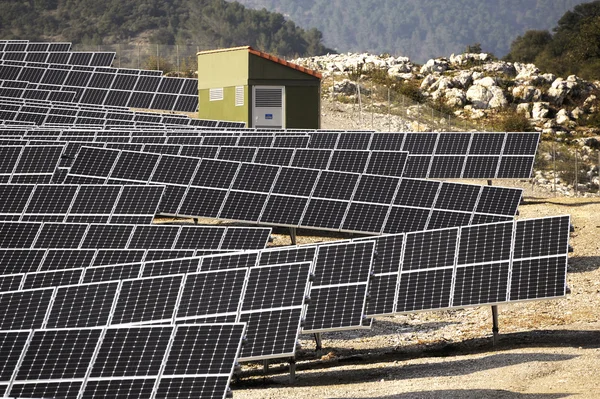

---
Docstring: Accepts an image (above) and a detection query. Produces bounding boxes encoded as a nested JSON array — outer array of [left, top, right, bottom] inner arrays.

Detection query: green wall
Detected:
[[198, 85, 248, 125], [283, 85, 320, 129]]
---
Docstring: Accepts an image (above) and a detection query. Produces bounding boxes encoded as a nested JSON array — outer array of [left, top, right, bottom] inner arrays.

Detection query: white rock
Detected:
[[472, 72, 484, 80], [514, 63, 540, 81], [571, 107, 585, 120], [512, 85, 542, 102], [556, 109, 571, 125], [583, 95, 597, 111], [473, 76, 497, 88], [452, 71, 473, 89], [532, 102, 550, 120], [466, 85, 507, 109], [420, 74, 439, 90], [483, 61, 516, 76], [444, 88, 466, 107], [420, 58, 449, 74], [548, 78, 569, 105], [388, 64, 412, 77]]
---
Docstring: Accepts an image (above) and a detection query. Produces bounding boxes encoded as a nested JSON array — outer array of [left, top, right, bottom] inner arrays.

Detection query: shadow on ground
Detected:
[[331, 390, 570, 399]]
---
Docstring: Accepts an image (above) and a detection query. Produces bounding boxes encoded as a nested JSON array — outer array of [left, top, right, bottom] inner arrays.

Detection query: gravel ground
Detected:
[[228, 109, 600, 398]]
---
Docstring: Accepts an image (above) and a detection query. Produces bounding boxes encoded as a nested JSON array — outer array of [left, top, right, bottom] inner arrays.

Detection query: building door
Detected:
[[252, 86, 285, 129]]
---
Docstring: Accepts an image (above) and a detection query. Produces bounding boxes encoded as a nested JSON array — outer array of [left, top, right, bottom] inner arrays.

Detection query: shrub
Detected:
[[497, 110, 536, 132]]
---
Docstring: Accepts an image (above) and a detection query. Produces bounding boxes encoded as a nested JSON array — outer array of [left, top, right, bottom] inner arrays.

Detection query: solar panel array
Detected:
[[65, 146, 522, 234], [355, 215, 571, 317], [0, 256, 314, 361], [0, 129, 541, 179], [0, 40, 571, 390], [0, 323, 245, 399], [0, 239, 374, 333], [0, 184, 164, 224], [0, 56, 201, 112]]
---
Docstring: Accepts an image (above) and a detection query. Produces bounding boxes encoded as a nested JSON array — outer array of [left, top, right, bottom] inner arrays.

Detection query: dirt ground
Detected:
[[232, 180, 600, 399]]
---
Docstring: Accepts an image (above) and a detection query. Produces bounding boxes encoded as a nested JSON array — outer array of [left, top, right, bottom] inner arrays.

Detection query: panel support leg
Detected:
[[487, 179, 493, 186], [491, 305, 499, 346], [314, 333, 322, 351], [193, 218, 199, 225], [289, 357, 296, 384], [263, 359, 269, 375], [289, 227, 297, 245]]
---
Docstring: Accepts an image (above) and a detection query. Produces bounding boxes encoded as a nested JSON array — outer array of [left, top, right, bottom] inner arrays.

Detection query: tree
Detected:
[[504, 30, 552, 63]]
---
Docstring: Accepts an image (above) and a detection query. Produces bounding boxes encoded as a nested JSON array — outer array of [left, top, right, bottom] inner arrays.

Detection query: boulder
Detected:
[[512, 85, 542, 102], [483, 61, 516, 76], [420, 74, 439, 90], [444, 88, 466, 107], [583, 95, 597, 112], [514, 63, 540, 81], [466, 84, 507, 109], [532, 102, 551, 120], [332, 79, 369, 95], [571, 107, 585, 120], [473, 76, 497, 88], [548, 78, 569, 105], [452, 71, 473, 89], [449, 52, 490, 65], [388, 64, 412, 77], [555, 109, 571, 125], [420, 58, 449, 74]]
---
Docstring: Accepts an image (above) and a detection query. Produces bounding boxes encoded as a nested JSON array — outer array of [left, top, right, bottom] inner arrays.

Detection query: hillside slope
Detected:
[[0, 0, 331, 57], [236, 0, 587, 62]]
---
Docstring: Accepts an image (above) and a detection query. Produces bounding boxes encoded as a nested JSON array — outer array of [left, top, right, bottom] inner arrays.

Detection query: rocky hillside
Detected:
[[293, 52, 600, 195]]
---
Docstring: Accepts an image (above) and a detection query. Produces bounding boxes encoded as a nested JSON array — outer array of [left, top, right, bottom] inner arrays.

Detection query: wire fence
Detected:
[[325, 74, 491, 133], [72, 44, 200, 76]]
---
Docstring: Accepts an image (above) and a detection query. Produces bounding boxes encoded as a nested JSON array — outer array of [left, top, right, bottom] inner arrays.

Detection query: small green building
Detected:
[[197, 46, 322, 129]]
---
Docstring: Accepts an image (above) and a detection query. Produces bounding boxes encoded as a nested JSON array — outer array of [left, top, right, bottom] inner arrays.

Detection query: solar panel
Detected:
[[3, 324, 245, 399], [0, 184, 164, 224]]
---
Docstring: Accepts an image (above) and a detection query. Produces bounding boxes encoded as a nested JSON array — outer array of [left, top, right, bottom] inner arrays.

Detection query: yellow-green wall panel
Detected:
[[198, 86, 248, 125], [197, 50, 249, 90]]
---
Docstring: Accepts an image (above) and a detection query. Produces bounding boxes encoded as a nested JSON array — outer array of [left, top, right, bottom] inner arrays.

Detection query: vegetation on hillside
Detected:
[[0, 0, 332, 57], [235, 0, 586, 62], [505, 1, 600, 80]]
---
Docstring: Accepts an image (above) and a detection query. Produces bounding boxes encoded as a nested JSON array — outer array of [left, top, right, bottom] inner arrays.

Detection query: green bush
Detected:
[[497, 110, 536, 132]]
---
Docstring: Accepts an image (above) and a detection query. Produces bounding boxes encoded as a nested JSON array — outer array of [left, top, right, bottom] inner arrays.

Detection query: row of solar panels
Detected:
[[0, 96, 246, 128], [0, 323, 245, 399], [0, 60, 200, 112], [0, 221, 271, 251], [0, 216, 570, 359], [65, 146, 523, 234], [0, 126, 541, 154], [1, 141, 410, 176], [0, 40, 72, 52], [0, 50, 115, 67], [0, 132, 539, 179]]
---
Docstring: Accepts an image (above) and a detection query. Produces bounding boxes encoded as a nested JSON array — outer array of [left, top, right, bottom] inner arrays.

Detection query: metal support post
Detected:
[[289, 227, 297, 245], [289, 357, 296, 384], [314, 333, 322, 350], [263, 359, 269, 374], [491, 305, 499, 346], [193, 218, 199, 225], [487, 180, 493, 186]]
